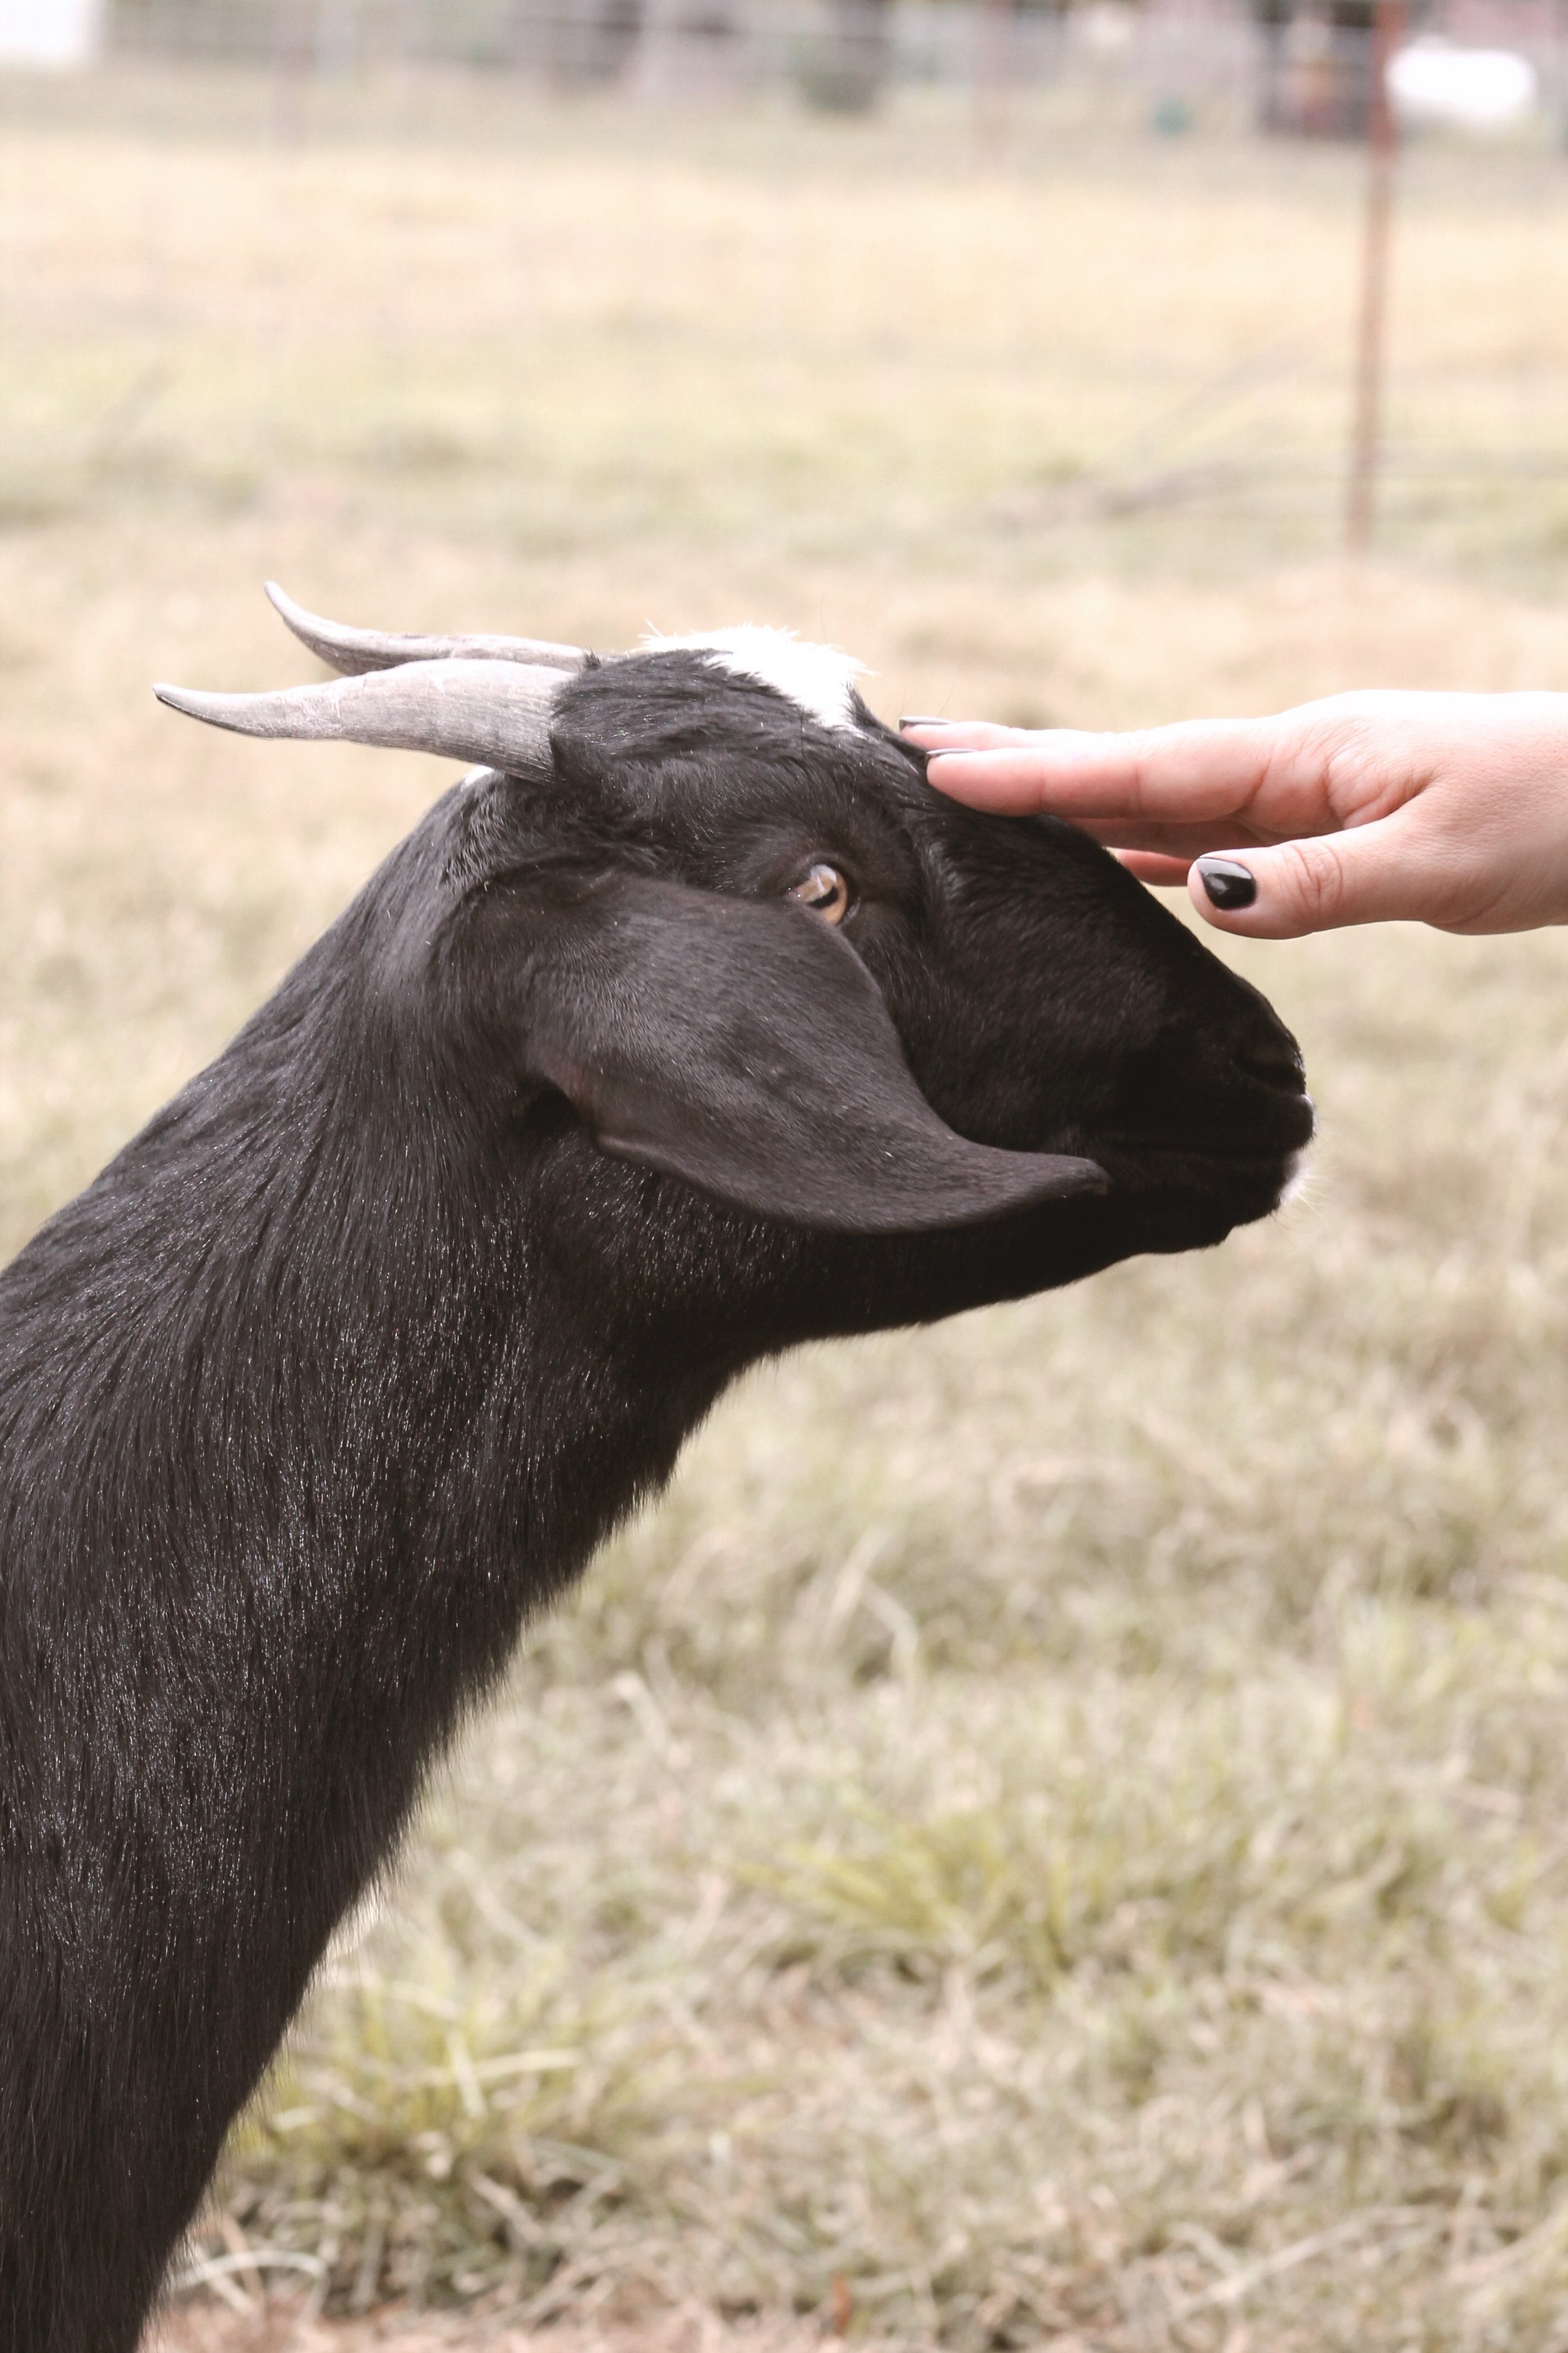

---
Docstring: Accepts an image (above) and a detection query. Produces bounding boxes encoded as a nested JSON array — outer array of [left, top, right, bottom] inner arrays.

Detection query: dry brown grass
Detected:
[[3, 63, 1568, 2353], [152, 2294, 818, 2352]]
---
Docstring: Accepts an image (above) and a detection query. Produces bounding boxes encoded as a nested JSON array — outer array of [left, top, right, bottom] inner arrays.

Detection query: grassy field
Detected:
[[4, 66, 1568, 2352]]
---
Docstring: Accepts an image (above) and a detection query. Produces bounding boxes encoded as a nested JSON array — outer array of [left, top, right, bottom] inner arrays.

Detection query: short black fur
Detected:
[[0, 650, 1313, 2349]]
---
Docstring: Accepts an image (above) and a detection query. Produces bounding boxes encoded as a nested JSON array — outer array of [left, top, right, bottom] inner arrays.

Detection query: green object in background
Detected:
[[1152, 93, 1196, 134]]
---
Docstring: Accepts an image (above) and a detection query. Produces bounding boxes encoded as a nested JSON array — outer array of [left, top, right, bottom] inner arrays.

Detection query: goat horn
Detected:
[[265, 582, 589, 678], [154, 657, 559, 773]]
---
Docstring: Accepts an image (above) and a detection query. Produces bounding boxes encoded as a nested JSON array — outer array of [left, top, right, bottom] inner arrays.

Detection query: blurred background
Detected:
[[4, 4, 1568, 2347]]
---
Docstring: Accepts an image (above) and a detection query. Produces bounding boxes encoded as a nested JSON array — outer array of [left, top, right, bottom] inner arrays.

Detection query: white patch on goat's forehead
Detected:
[[640, 625, 868, 733]]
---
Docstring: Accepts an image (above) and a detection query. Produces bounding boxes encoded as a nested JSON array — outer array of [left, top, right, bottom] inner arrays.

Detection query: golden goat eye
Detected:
[[787, 862, 852, 925]]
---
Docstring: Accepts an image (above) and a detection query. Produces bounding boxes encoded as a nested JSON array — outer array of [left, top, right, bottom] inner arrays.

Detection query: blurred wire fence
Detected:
[[0, 0, 1562, 133], [4, 0, 1568, 570]]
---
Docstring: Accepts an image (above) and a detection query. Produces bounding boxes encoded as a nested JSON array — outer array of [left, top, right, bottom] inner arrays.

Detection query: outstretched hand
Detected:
[[903, 691, 1568, 938]]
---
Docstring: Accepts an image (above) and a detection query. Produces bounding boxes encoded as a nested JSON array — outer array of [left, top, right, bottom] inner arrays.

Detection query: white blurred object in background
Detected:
[[1078, 3, 1138, 59], [1387, 35, 1539, 134], [0, 0, 103, 66]]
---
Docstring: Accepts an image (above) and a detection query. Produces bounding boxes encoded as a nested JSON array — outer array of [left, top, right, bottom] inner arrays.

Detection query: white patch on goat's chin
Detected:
[[640, 625, 869, 733], [1278, 1140, 1315, 1209]]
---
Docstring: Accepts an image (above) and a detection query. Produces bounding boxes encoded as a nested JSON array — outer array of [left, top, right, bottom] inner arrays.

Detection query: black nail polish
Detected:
[[1196, 857, 1257, 911], [899, 715, 952, 729]]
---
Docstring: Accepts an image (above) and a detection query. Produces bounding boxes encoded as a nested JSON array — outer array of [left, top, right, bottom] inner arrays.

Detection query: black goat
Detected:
[[0, 588, 1314, 2350]]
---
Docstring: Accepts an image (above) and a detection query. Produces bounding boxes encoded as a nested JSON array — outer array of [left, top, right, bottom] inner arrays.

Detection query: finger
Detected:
[[1186, 810, 1461, 939], [1113, 851, 1193, 886], [899, 720, 1032, 752], [925, 714, 1325, 827], [923, 731, 1120, 815], [1085, 818, 1288, 858]]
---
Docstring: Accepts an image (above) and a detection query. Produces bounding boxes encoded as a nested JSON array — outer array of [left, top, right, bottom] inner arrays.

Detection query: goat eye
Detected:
[[787, 862, 852, 925]]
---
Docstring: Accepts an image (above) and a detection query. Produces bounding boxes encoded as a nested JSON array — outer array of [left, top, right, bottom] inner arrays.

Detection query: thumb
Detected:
[[1187, 813, 1458, 938]]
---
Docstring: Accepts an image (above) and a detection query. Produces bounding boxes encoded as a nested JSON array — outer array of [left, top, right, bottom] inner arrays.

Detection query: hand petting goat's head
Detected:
[[159, 587, 1313, 1331]]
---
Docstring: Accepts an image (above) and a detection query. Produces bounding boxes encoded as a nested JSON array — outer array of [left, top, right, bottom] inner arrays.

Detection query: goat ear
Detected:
[[517, 876, 1106, 1234]]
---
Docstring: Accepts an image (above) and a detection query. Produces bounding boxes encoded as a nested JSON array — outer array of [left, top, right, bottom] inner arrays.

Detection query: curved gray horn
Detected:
[[265, 581, 589, 678], [154, 657, 559, 772]]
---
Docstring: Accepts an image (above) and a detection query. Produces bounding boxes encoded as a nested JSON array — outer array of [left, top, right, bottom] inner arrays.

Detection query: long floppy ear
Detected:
[[517, 875, 1106, 1235]]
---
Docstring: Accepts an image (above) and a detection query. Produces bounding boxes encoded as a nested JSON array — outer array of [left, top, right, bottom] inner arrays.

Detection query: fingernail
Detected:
[[1196, 856, 1257, 911], [900, 715, 953, 729]]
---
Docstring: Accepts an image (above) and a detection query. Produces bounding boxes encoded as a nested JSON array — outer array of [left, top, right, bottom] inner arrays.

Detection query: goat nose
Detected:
[[1236, 1032, 1306, 1094]]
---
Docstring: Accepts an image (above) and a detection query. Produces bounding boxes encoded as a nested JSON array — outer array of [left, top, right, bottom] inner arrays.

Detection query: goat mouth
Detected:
[[1095, 1084, 1316, 1181], [1088, 1122, 1314, 1210]]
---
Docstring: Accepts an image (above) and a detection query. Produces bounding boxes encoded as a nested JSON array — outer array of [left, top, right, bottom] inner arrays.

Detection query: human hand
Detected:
[[902, 691, 1568, 938]]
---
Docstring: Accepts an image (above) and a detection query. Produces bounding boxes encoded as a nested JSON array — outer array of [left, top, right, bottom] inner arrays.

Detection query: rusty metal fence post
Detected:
[[1345, 0, 1405, 555]]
